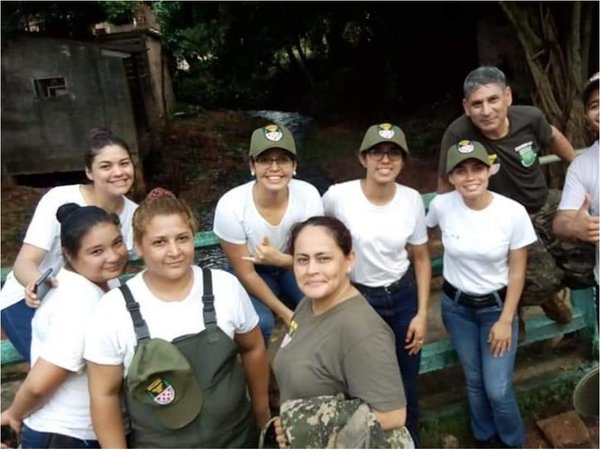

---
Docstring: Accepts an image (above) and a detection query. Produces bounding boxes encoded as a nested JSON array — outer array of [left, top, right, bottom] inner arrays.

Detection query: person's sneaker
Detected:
[[540, 288, 572, 324]]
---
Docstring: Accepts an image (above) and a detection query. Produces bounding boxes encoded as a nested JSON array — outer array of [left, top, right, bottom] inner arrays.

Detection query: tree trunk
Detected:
[[499, 1, 590, 188]]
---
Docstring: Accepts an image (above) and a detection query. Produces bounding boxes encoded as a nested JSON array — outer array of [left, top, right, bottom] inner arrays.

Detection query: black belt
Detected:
[[353, 268, 413, 295], [443, 280, 506, 309]]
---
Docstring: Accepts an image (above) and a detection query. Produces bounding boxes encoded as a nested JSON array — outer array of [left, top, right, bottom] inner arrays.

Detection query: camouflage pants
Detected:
[[522, 189, 596, 306]]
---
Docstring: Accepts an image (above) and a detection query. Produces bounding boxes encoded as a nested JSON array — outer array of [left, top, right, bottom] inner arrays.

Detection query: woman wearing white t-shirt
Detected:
[[1, 203, 129, 448], [322, 123, 431, 444], [213, 124, 323, 342], [1, 129, 137, 362], [84, 189, 270, 448], [425, 140, 536, 448]]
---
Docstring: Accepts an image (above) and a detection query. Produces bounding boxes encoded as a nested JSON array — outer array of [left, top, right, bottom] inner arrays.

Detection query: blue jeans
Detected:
[[355, 269, 421, 446], [21, 424, 100, 449], [441, 293, 524, 448], [1, 298, 34, 362], [234, 265, 304, 342]]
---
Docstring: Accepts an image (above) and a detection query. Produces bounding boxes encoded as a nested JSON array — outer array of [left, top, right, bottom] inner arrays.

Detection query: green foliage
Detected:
[[1, 1, 107, 39], [99, 1, 134, 25]]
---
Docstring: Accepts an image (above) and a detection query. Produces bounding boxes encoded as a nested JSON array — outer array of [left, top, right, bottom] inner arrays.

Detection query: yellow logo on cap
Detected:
[[264, 124, 283, 142], [377, 123, 395, 139], [457, 140, 475, 153], [146, 376, 176, 405]]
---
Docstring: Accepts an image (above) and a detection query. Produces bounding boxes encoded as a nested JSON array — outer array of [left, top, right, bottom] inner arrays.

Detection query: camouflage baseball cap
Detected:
[[446, 140, 491, 174], [582, 72, 599, 106], [359, 123, 409, 154], [249, 124, 296, 158], [126, 338, 202, 430]]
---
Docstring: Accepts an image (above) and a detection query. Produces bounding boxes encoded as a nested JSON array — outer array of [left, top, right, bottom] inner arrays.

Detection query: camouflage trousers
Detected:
[[261, 393, 414, 449], [523, 189, 596, 306]]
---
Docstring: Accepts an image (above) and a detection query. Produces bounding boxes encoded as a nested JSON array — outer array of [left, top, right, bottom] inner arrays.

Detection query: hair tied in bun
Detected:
[[146, 187, 176, 201], [56, 203, 82, 224]]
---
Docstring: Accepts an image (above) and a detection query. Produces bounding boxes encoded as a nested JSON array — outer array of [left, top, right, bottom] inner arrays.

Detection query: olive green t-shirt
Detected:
[[272, 295, 406, 412], [439, 105, 553, 213]]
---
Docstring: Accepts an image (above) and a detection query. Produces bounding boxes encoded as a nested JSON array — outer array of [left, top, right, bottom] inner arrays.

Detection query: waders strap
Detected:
[[202, 268, 219, 342], [119, 284, 150, 342]]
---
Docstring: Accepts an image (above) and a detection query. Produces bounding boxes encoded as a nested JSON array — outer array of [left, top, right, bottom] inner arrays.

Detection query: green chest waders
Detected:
[[122, 268, 258, 448]]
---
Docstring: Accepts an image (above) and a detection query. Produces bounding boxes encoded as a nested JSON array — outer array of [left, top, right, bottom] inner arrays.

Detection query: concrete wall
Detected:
[[1, 36, 138, 175]]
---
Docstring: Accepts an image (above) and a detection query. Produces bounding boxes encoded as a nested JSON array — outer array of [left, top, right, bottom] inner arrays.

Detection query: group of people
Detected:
[[0, 66, 597, 449]]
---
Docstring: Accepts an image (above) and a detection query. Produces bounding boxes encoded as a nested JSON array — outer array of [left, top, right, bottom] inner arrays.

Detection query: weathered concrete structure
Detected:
[[1, 35, 139, 176]]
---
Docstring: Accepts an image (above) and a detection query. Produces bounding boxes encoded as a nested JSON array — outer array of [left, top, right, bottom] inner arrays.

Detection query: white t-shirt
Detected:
[[24, 268, 105, 440], [426, 191, 537, 295], [0, 185, 137, 309], [557, 141, 599, 282], [213, 179, 323, 256], [83, 266, 258, 374], [322, 180, 428, 286]]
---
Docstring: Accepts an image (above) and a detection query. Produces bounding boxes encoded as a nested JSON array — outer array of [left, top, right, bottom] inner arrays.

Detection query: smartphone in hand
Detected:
[[1, 425, 19, 448], [33, 268, 53, 300]]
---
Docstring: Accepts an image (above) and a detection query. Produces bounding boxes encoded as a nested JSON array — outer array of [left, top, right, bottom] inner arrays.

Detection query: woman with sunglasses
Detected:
[[322, 123, 431, 444], [213, 124, 323, 342]]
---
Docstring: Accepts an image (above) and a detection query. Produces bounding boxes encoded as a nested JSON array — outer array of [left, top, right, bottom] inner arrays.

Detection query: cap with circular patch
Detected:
[[249, 124, 296, 158], [446, 140, 491, 174], [359, 123, 409, 154], [126, 338, 203, 430]]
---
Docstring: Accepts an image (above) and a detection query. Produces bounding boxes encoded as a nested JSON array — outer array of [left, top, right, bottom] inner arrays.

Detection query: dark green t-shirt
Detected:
[[272, 294, 406, 412], [439, 105, 553, 213]]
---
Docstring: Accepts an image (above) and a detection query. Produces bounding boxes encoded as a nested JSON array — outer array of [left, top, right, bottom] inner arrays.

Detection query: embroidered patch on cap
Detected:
[[377, 123, 395, 139], [264, 124, 283, 142], [146, 376, 176, 406], [457, 140, 475, 153]]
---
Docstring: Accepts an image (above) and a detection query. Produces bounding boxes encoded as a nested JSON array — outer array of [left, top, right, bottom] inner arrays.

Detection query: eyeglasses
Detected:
[[254, 155, 294, 168], [365, 147, 404, 161]]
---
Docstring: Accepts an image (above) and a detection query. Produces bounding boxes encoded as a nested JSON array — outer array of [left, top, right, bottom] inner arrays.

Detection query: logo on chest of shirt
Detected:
[[514, 141, 537, 168], [280, 319, 298, 348]]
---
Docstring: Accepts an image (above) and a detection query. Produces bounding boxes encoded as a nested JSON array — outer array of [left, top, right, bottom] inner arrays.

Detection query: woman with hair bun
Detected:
[[85, 188, 269, 449], [1, 203, 129, 449], [1, 129, 138, 362]]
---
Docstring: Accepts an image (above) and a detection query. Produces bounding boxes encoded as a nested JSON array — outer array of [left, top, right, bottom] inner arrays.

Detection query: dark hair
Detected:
[[86, 128, 132, 170], [133, 188, 197, 243], [288, 216, 353, 256], [463, 66, 507, 99], [56, 203, 121, 257]]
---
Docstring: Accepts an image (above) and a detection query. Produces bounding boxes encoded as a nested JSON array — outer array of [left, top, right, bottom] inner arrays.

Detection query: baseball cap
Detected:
[[249, 124, 296, 158], [126, 338, 202, 430], [359, 123, 409, 154], [582, 72, 600, 106], [446, 140, 491, 174]]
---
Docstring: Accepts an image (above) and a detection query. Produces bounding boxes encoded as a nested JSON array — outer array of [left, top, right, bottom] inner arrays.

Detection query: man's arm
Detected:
[[548, 125, 576, 163], [553, 195, 599, 243]]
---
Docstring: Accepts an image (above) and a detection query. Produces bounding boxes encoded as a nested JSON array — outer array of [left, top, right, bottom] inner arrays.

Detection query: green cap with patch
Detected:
[[446, 140, 491, 174], [126, 338, 203, 430], [359, 123, 409, 154], [249, 123, 296, 158]]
